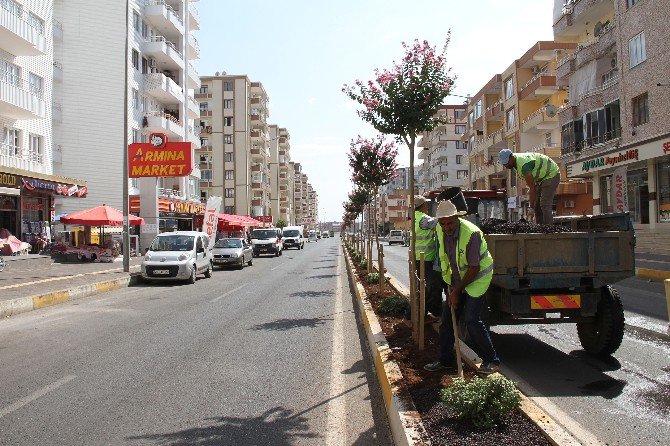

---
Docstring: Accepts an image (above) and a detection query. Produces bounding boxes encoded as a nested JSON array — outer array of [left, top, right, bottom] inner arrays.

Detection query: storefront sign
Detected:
[[582, 149, 639, 172], [610, 166, 629, 213], [569, 138, 670, 177], [128, 133, 193, 178], [159, 198, 206, 215], [0, 173, 18, 188], [301, 217, 316, 224], [256, 216, 273, 223], [21, 178, 88, 197], [507, 197, 517, 209], [201, 196, 222, 249]]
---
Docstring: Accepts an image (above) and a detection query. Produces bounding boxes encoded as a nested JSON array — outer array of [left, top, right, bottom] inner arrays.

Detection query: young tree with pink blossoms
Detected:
[[343, 36, 456, 324]]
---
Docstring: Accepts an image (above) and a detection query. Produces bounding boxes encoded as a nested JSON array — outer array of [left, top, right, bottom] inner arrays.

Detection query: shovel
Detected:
[[450, 301, 464, 379]]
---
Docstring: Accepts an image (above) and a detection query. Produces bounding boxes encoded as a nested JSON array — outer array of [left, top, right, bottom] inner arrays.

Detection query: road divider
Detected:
[[636, 267, 670, 281], [665, 279, 670, 336]]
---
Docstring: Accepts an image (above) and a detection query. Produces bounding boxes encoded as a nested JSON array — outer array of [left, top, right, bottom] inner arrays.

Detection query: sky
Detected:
[[196, 0, 556, 221]]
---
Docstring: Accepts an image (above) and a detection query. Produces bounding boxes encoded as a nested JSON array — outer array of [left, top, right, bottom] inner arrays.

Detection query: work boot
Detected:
[[423, 361, 457, 373], [477, 362, 500, 375]]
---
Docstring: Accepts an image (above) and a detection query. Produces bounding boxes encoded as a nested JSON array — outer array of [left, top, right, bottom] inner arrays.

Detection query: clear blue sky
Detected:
[[196, 0, 555, 221]]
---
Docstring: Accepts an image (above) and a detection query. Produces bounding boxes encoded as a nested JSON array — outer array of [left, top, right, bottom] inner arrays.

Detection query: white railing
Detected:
[[147, 35, 182, 59], [145, 0, 183, 25], [145, 111, 182, 127], [578, 75, 619, 101], [158, 187, 185, 199], [0, 1, 44, 35], [188, 33, 199, 54], [556, 53, 576, 68], [188, 62, 198, 77], [0, 69, 43, 98], [521, 71, 555, 90]]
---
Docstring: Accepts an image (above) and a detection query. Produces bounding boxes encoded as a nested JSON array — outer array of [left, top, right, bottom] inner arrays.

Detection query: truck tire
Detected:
[[577, 286, 625, 357]]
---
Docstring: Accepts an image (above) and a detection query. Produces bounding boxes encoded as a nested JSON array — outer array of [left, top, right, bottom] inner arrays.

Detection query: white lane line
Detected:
[[0, 375, 76, 419], [326, 253, 347, 444], [210, 284, 249, 303], [270, 263, 285, 271]]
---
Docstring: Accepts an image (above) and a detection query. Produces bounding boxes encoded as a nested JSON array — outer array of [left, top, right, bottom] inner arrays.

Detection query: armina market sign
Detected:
[[569, 138, 670, 176], [128, 133, 193, 178]]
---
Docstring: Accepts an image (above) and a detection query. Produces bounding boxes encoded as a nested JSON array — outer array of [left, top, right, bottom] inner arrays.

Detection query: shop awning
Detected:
[[0, 166, 87, 198], [218, 214, 264, 227], [60, 205, 145, 226]]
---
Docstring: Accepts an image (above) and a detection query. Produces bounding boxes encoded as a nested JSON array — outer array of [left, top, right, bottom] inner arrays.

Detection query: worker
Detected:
[[499, 149, 560, 224], [424, 200, 500, 375], [404, 195, 443, 323]]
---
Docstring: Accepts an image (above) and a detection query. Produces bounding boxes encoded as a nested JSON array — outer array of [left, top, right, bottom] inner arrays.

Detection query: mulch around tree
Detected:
[[349, 251, 551, 446]]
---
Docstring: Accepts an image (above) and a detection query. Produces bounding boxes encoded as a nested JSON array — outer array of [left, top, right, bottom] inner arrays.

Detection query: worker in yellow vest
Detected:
[[499, 149, 561, 224], [424, 200, 500, 375]]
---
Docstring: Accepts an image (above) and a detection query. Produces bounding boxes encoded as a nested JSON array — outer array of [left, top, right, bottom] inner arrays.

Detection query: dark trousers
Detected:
[[405, 265, 443, 319], [439, 291, 499, 365]]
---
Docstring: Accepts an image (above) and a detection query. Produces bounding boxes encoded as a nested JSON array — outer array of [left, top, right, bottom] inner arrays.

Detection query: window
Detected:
[[132, 89, 139, 109], [133, 10, 140, 32], [456, 155, 463, 164], [225, 170, 234, 180], [28, 13, 44, 35], [224, 117, 233, 126], [201, 190, 208, 200], [455, 125, 466, 134], [455, 109, 465, 120], [29, 133, 43, 163], [28, 73, 43, 98], [141, 20, 148, 38], [201, 169, 212, 180], [141, 57, 149, 74], [545, 133, 552, 146], [199, 154, 209, 163], [199, 102, 209, 111], [223, 81, 233, 91], [224, 99, 233, 108], [467, 111, 474, 129], [200, 85, 209, 94], [457, 170, 468, 179], [132, 49, 139, 70], [632, 93, 649, 127], [456, 141, 467, 150], [506, 107, 516, 129], [225, 152, 233, 162], [2, 0, 23, 17], [132, 129, 139, 143], [1, 60, 20, 86], [475, 99, 482, 119], [225, 206, 235, 214], [629, 32, 646, 68], [504, 76, 514, 100], [1, 127, 21, 156], [141, 96, 149, 112], [224, 135, 233, 144], [225, 188, 234, 198]]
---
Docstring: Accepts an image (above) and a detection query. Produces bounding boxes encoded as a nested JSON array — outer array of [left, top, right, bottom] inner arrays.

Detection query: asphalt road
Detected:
[[0, 238, 392, 446], [376, 241, 670, 446]]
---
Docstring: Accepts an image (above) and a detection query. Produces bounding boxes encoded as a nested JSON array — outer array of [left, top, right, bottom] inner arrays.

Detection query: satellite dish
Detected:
[[594, 22, 604, 37], [545, 105, 558, 118], [215, 71, 220, 76]]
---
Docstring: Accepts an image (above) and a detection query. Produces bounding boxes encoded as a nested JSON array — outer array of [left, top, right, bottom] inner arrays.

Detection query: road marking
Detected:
[[0, 265, 140, 291], [210, 284, 248, 303], [270, 263, 285, 271], [326, 253, 347, 444], [0, 375, 76, 419]]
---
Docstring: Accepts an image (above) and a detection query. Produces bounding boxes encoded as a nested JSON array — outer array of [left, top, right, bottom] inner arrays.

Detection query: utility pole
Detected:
[[122, 0, 130, 272]]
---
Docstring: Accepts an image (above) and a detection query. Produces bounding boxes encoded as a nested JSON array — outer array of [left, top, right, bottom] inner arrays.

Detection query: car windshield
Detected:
[[214, 238, 242, 248], [149, 235, 194, 252], [283, 230, 299, 237], [252, 230, 277, 239], [390, 231, 402, 236]]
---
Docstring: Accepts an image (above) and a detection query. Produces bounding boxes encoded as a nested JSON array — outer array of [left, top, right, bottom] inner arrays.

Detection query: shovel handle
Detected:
[[450, 304, 464, 378]]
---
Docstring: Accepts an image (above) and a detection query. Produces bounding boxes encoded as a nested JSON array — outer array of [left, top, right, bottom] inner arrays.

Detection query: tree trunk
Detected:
[[374, 187, 379, 251], [408, 134, 417, 342]]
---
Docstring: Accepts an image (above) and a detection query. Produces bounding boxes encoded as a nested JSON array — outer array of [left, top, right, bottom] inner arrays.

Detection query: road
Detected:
[[0, 238, 392, 446], [377, 241, 670, 446]]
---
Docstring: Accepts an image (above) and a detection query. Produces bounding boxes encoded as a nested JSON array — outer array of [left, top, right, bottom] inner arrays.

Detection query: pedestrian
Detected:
[[424, 200, 500, 375], [499, 149, 560, 224], [404, 195, 443, 325]]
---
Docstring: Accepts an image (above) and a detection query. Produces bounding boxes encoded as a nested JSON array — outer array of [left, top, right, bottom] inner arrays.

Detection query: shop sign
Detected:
[[128, 133, 193, 178], [301, 217, 316, 224], [569, 138, 670, 176], [201, 196, 222, 249], [21, 178, 88, 197], [158, 198, 205, 215], [507, 197, 517, 209], [22, 202, 44, 211], [0, 173, 19, 188], [256, 216, 273, 223], [610, 166, 629, 213], [582, 149, 639, 172]]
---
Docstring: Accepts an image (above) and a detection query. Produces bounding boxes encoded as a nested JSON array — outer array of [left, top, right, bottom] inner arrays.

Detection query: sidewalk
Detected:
[[0, 257, 142, 319], [636, 252, 670, 280]]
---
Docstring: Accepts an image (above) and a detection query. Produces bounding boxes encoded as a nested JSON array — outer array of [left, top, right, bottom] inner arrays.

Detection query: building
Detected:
[[554, 0, 670, 232], [418, 104, 469, 191], [1, 0, 87, 250], [53, 0, 202, 249], [269, 126, 293, 225], [379, 166, 414, 231]]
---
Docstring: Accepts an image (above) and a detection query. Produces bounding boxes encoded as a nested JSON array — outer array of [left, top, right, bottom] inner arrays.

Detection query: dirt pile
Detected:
[[480, 218, 574, 235]]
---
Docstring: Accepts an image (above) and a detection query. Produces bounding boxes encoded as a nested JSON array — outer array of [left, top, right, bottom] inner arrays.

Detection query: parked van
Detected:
[[388, 229, 405, 245], [281, 226, 304, 250], [141, 231, 213, 283], [251, 227, 283, 257], [308, 230, 318, 242]]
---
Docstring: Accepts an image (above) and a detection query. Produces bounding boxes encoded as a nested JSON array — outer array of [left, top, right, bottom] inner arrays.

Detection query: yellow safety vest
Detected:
[[413, 211, 436, 261], [514, 152, 559, 184]]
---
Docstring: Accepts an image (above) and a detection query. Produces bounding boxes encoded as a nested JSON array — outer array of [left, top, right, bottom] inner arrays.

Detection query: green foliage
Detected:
[[275, 219, 288, 229], [377, 296, 409, 316], [366, 272, 380, 283], [352, 251, 362, 261], [440, 375, 521, 429], [359, 259, 368, 269]]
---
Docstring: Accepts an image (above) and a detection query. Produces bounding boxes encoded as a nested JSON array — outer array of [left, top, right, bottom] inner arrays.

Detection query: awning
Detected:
[[60, 205, 144, 226], [0, 166, 87, 198], [218, 214, 264, 228]]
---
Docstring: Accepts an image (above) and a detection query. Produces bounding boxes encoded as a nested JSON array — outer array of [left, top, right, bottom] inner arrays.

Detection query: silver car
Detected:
[[141, 231, 213, 283], [212, 238, 253, 269]]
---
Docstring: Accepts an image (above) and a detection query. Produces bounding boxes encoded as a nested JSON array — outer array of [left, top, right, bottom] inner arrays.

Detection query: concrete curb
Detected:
[[0, 274, 140, 320], [371, 258, 582, 446], [636, 267, 670, 281], [343, 246, 430, 446]]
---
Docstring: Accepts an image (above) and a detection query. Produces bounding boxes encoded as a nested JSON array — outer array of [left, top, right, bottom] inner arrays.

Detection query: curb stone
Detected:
[[636, 267, 670, 281], [370, 257, 583, 446], [343, 246, 430, 446], [0, 274, 140, 319]]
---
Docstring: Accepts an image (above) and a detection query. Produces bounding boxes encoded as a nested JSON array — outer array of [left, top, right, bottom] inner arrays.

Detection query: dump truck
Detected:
[[430, 188, 635, 357]]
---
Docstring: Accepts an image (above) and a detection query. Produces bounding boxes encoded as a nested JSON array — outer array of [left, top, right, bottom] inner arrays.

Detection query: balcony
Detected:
[[575, 23, 616, 69], [250, 113, 267, 129], [53, 20, 62, 43], [188, 33, 199, 59], [577, 74, 619, 105], [194, 91, 211, 100], [250, 130, 268, 142], [53, 61, 63, 83], [0, 75, 45, 119], [530, 143, 562, 161], [187, 95, 199, 119], [144, 35, 184, 71], [199, 108, 211, 117], [484, 100, 504, 121], [554, 0, 613, 39], [143, 111, 183, 138], [144, 0, 184, 37], [144, 72, 183, 104], [518, 73, 558, 101], [187, 62, 200, 89], [250, 96, 267, 110], [521, 107, 559, 133], [0, 144, 47, 173], [556, 55, 576, 82], [0, 5, 46, 55], [189, 4, 200, 31], [187, 125, 200, 147], [52, 103, 62, 123]]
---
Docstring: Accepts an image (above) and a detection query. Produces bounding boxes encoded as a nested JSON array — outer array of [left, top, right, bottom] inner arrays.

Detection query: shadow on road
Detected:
[[251, 317, 332, 331], [341, 359, 366, 376], [312, 266, 335, 270], [289, 290, 334, 298]]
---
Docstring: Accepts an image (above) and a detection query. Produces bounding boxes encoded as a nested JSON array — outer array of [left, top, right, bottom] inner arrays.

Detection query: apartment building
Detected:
[[465, 41, 583, 220], [554, 0, 670, 231], [0, 0, 87, 249], [379, 166, 415, 231], [418, 104, 469, 192], [292, 162, 317, 229], [268, 126, 293, 225]]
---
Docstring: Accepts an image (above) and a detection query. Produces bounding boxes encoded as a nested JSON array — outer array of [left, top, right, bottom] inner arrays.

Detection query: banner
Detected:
[[201, 196, 222, 249], [610, 166, 628, 213], [128, 133, 193, 178]]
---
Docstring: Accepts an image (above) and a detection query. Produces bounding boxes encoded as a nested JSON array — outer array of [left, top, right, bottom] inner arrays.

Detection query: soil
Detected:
[[480, 218, 574, 235], [349, 248, 551, 446]]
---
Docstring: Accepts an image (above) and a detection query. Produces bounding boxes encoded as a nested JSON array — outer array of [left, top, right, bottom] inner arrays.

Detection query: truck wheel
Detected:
[[577, 286, 625, 357]]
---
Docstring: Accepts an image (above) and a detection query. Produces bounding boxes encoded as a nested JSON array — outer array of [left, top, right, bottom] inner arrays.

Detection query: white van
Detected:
[[388, 230, 405, 245], [251, 227, 283, 257], [308, 230, 318, 242], [282, 226, 304, 250], [141, 231, 213, 283]]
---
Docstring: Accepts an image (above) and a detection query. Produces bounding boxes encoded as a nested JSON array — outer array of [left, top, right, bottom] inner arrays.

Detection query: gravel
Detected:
[[480, 218, 575, 235]]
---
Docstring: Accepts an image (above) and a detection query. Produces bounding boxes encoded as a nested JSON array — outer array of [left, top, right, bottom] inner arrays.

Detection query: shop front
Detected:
[[130, 196, 205, 234]]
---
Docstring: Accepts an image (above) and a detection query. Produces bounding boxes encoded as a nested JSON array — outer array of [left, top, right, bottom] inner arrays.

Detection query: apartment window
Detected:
[[225, 170, 234, 180], [457, 170, 468, 179], [141, 57, 149, 74], [28, 13, 44, 35], [132, 49, 139, 70], [132, 89, 139, 109], [224, 99, 233, 108], [1, 60, 20, 86], [627, 0, 639, 8], [224, 135, 233, 144], [632, 93, 649, 127], [199, 102, 209, 111], [629, 32, 647, 68], [199, 154, 209, 163], [225, 188, 234, 198], [132, 129, 139, 143], [545, 133, 552, 146], [133, 10, 140, 32], [28, 134, 43, 163], [455, 109, 465, 120], [2, 0, 23, 17], [467, 111, 474, 129], [506, 107, 516, 129], [201, 190, 208, 200], [504, 76, 514, 100], [456, 155, 463, 164], [141, 20, 149, 38], [455, 125, 466, 135], [225, 152, 233, 162], [141, 96, 149, 112], [28, 73, 43, 98], [475, 99, 482, 119], [200, 138, 208, 147], [1, 127, 21, 156], [223, 81, 233, 91], [224, 117, 233, 126], [201, 169, 212, 180], [200, 85, 209, 94], [456, 141, 467, 150], [224, 206, 234, 214]]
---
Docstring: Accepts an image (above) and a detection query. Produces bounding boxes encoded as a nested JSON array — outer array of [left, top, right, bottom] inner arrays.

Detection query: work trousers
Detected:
[[439, 291, 499, 366], [534, 174, 561, 225]]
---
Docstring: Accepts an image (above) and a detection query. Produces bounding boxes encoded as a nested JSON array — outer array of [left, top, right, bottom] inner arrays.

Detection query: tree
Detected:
[[276, 219, 288, 229]]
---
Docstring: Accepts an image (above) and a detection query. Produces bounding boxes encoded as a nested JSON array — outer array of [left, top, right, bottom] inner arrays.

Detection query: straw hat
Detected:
[[413, 195, 430, 208], [435, 200, 466, 219]]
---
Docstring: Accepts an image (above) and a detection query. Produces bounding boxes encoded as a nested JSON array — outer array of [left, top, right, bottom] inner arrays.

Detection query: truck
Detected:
[[430, 188, 634, 357]]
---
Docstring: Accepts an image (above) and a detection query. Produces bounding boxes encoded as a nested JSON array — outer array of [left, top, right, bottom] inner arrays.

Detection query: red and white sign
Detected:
[[128, 133, 193, 178], [301, 217, 316, 224], [610, 166, 629, 213], [201, 196, 222, 249], [255, 215, 273, 223]]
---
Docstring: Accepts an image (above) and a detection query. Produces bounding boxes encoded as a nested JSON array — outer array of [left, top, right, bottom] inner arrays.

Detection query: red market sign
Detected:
[[21, 177, 88, 197], [256, 216, 273, 223], [128, 196, 205, 215], [128, 133, 193, 178]]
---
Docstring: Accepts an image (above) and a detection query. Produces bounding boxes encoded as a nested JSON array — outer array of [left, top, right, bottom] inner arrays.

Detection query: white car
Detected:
[[308, 230, 318, 242], [388, 230, 405, 245], [282, 226, 305, 250], [142, 231, 213, 283]]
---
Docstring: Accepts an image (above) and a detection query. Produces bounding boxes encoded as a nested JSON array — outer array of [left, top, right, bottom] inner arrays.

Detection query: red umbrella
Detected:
[[60, 205, 145, 226]]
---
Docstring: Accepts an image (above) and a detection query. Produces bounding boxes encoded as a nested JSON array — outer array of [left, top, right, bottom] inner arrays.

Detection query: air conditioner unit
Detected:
[[564, 200, 575, 208]]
